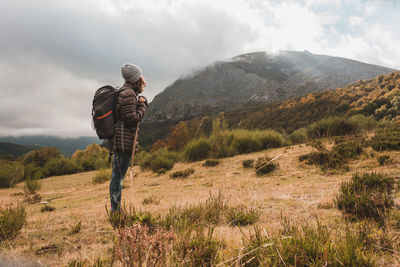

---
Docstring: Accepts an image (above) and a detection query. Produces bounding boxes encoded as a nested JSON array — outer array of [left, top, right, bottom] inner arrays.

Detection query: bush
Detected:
[[377, 155, 392, 166], [239, 219, 376, 267], [231, 131, 262, 154], [332, 140, 363, 159], [161, 193, 227, 232], [226, 205, 260, 226], [335, 172, 397, 223], [257, 130, 286, 149], [170, 168, 195, 179], [173, 227, 222, 266], [0, 160, 23, 188], [138, 148, 180, 173], [41, 204, 56, 212], [299, 151, 345, 171], [289, 128, 307, 144], [255, 157, 277, 176], [203, 159, 220, 167], [24, 178, 41, 195], [371, 123, 400, 151], [242, 159, 254, 168], [45, 157, 79, 176], [92, 169, 111, 184], [0, 206, 27, 241], [348, 114, 376, 132], [183, 138, 211, 162], [306, 117, 356, 139]]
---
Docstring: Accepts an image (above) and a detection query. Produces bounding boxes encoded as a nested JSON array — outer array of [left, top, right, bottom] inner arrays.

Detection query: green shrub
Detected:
[[138, 148, 180, 173], [0, 206, 27, 241], [226, 205, 260, 226], [306, 117, 356, 139], [81, 156, 97, 171], [289, 128, 307, 144], [92, 169, 111, 184], [134, 150, 152, 169], [348, 114, 376, 132], [183, 138, 211, 162], [161, 192, 227, 232], [254, 157, 277, 176], [242, 159, 254, 168], [170, 168, 195, 179], [231, 131, 262, 154], [0, 160, 23, 188], [332, 140, 363, 159], [41, 204, 56, 212], [257, 130, 286, 149], [335, 172, 397, 223], [24, 178, 41, 195], [239, 219, 376, 267], [173, 227, 222, 266], [106, 205, 159, 229], [45, 157, 79, 176], [299, 151, 345, 171], [371, 123, 400, 151], [203, 159, 220, 167], [377, 155, 392, 166]]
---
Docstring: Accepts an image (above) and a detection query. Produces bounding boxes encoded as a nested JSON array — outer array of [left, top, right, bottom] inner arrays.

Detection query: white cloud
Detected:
[[0, 0, 399, 136]]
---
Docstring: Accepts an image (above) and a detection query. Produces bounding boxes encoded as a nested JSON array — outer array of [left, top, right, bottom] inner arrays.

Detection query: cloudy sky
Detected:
[[0, 0, 399, 137]]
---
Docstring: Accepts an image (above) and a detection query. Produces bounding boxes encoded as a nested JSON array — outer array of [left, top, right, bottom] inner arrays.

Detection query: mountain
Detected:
[[0, 136, 101, 156], [0, 142, 41, 159], [146, 50, 395, 123]]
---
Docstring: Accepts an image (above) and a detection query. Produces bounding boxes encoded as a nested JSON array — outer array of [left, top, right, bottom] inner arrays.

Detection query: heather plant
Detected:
[[0, 205, 27, 242], [306, 117, 356, 139], [115, 224, 175, 266], [335, 172, 397, 223]]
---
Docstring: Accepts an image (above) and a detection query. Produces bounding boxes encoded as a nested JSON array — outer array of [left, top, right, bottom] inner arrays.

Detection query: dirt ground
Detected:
[[1, 144, 400, 266]]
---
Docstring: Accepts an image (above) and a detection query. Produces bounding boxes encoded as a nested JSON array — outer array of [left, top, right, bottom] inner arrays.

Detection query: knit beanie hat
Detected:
[[121, 63, 142, 83]]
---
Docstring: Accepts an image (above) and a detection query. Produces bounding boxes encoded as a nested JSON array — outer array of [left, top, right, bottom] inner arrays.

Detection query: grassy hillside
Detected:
[[225, 71, 400, 133], [0, 142, 41, 159], [1, 139, 400, 265]]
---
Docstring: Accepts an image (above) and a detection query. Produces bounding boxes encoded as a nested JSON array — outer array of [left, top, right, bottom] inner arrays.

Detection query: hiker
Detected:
[[109, 63, 148, 212]]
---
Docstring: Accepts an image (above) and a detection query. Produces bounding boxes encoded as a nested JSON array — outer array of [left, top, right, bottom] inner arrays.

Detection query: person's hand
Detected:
[[138, 96, 148, 106]]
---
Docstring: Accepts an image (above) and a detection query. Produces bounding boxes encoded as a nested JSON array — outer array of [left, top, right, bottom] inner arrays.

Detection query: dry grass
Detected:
[[0, 144, 400, 265]]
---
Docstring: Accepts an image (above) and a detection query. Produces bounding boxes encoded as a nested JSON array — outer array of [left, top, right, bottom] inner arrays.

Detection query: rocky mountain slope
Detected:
[[146, 50, 395, 123]]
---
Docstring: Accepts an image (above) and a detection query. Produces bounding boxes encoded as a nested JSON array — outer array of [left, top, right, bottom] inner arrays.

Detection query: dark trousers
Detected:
[[109, 151, 132, 211]]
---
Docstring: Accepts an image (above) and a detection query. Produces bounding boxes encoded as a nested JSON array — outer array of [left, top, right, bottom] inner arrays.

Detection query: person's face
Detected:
[[139, 76, 146, 93]]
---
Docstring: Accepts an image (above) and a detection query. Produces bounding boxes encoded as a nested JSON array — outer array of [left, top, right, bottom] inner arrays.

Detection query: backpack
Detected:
[[92, 85, 120, 139]]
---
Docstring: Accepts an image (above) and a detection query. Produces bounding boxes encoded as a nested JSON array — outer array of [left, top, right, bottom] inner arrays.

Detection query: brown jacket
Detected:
[[109, 82, 147, 154]]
